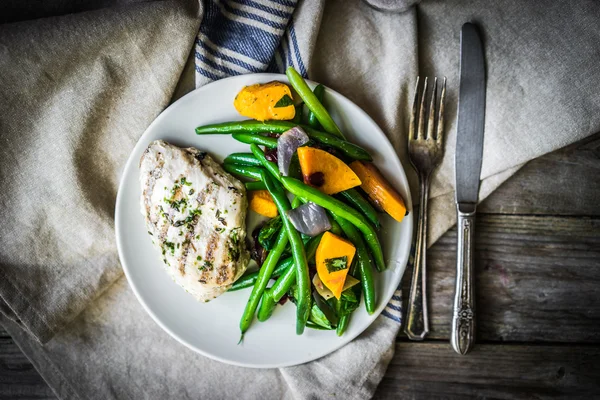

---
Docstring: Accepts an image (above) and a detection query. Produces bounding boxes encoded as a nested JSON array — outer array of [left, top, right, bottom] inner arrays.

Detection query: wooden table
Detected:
[[1, 134, 599, 399]]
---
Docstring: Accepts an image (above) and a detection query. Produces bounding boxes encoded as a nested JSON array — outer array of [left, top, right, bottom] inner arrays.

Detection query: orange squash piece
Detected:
[[233, 82, 295, 121], [297, 147, 361, 195], [248, 190, 278, 218], [349, 161, 407, 222], [316, 232, 356, 299]]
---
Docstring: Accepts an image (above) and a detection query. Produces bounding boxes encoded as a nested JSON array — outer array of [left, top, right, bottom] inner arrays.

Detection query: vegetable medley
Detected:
[[195, 67, 407, 338]]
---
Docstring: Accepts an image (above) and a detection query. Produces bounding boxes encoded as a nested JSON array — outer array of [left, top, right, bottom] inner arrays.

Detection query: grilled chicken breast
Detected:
[[139, 140, 249, 301]]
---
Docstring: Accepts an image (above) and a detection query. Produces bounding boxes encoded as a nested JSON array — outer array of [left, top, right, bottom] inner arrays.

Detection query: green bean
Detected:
[[258, 233, 323, 321], [257, 292, 277, 321], [196, 120, 371, 161], [232, 132, 278, 148], [307, 84, 325, 129], [281, 176, 385, 272], [230, 257, 292, 291], [292, 104, 303, 124], [336, 252, 363, 336], [239, 227, 289, 334], [250, 144, 282, 183], [332, 215, 376, 314], [245, 181, 267, 191], [222, 164, 265, 181], [339, 188, 381, 229], [336, 315, 350, 336], [286, 67, 344, 139], [329, 217, 343, 236], [223, 153, 261, 167], [261, 172, 310, 334]]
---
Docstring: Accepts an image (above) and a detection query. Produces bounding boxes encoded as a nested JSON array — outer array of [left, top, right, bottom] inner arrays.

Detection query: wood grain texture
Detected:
[[401, 214, 600, 343], [374, 342, 600, 399], [0, 329, 54, 400], [479, 133, 600, 216]]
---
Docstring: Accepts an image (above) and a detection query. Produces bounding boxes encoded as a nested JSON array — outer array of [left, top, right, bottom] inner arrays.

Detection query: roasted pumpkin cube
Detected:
[[316, 232, 356, 299], [297, 147, 361, 195], [233, 82, 295, 121], [350, 161, 407, 222], [248, 190, 278, 218]]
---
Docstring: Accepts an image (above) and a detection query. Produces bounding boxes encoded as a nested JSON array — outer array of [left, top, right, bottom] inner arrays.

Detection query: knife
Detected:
[[451, 22, 486, 355]]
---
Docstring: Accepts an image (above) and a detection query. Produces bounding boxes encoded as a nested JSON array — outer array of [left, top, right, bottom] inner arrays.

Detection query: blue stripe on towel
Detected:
[[195, 63, 222, 82], [233, 0, 293, 19], [199, 1, 280, 65], [289, 20, 307, 77], [221, 1, 288, 30], [266, 0, 297, 7], [195, 51, 242, 76], [195, 0, 303, 85], [196, 38, 262, 73], [284, 35, 295, 69], [381, 309, 402, 323]]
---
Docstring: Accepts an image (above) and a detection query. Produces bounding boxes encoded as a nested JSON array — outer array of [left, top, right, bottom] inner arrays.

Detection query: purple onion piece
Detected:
[[286, 202, 332, 237], [277, 127, 309, 176]]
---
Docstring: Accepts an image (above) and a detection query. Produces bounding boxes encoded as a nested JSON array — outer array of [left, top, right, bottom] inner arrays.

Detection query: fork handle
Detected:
[[404, 173, 430, 340], [451, 205, 476, 355]]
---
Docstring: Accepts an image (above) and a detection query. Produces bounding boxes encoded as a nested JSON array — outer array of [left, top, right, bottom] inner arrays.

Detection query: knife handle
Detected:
[[451, 205, 476, 355]]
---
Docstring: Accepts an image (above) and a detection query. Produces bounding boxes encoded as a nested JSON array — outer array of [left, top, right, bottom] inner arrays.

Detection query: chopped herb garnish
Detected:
[[325, 256, 348, 273], [230, 228, 240, 245], [170, 198, 187, 212], [198, 260, 213, 271], [180, 177, 192, 186], [148, 231, 153, 236], [215, 227, 225, 233], [274, 94, 293, 108], [164, 241, 175, 255], [189, 188, 195, 195], [196, 255, 202, 261]]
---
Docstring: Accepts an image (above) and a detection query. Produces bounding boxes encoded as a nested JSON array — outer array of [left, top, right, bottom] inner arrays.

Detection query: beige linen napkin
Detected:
[[0, 0, 201, 343], [1, 0, 600, 399]]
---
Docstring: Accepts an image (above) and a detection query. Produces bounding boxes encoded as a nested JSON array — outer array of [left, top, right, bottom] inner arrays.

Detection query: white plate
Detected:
[[115, 73, 413, 368]]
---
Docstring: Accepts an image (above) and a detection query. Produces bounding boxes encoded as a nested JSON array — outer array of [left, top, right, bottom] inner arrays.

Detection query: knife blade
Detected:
[[451, 22, 486, 355], [455, 23, 486, 207]]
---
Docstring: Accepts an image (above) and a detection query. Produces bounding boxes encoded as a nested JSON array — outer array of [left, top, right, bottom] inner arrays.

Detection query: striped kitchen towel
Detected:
[[194, 0, 404, 328], [195, 0, 310, 85]]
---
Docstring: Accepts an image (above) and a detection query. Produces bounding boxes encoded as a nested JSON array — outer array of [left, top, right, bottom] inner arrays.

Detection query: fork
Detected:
[[404, 76, 446, 340]]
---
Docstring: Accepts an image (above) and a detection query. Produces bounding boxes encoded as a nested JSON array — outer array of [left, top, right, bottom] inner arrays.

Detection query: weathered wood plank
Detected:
[[0, 335, 55, 400], [401, 214, 600, 343], [479, 132, 600, 216], [374, 342, 600, 399]]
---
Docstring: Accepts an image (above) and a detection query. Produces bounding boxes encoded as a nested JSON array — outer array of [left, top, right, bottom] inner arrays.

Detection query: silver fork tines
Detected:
[[404, 76, 446, 341]]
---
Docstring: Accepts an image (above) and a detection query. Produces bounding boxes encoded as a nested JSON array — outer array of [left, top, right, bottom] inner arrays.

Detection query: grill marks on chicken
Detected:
[[139, 140, 249, 302]]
